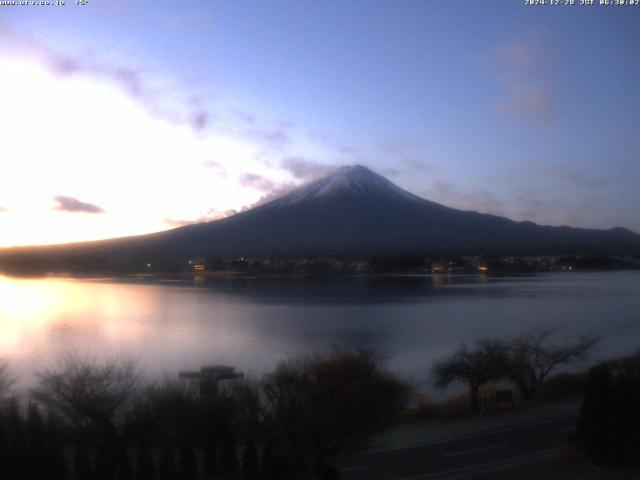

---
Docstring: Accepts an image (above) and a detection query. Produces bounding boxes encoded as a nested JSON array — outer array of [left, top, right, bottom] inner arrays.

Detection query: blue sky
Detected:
[[1, 0, 639, 245]]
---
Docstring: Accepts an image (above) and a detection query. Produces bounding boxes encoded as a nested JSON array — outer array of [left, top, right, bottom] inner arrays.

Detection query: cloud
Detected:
[[381, 157, 439, 179], [249, 182, 297, 208], [238, 173, 276, 192], [164, 208, 236, 227], [0, 207, 8, 213], [501, 84, 555, 120], [307, 131, 358, 156], [536, 163, 607, 188], [425, 180, 506, 217], [0, 27, 214, 134], [234, 110, 256, 125], [53, 196, 105, 214], [492, 39, 557, 121], [281, 157, 333, 180], [191, 110, 210, 132], [244, 126, 290, 148], [41, 47, 150, 104], [202, 159, 230, 178]]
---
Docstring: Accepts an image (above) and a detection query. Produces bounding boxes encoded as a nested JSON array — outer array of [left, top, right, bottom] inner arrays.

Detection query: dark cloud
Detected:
[[110, 66, 145, 99], [281, 157, 333, 180], [0, 27, 154, 107], [48, 55, 81, 75], [37, 43, 150, 103], [238, 173, 276, 192], [191, 110, 210, 132], [53, 196, 105, 214]]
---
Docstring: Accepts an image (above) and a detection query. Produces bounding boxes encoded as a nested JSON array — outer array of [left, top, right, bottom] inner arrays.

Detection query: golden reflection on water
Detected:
[[0, 274, 259, 386], [0, 275, 154, 361]]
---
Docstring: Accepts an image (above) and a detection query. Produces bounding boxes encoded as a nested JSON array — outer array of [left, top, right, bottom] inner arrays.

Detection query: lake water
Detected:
[[1, 271, 639, 390]]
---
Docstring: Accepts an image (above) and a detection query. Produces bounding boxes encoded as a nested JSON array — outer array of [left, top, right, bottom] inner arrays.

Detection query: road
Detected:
[[326, 411, 579, 480]]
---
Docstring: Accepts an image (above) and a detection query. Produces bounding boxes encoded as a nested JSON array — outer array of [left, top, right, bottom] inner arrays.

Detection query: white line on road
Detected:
[[442, 442, 508, 457]]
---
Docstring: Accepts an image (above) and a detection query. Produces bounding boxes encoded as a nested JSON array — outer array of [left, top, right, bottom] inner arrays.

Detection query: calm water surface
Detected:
[[1, 272, 639, 388]]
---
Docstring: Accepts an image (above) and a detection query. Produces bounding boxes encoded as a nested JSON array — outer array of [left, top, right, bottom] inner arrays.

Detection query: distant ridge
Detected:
[[1, 165, 639, 270]]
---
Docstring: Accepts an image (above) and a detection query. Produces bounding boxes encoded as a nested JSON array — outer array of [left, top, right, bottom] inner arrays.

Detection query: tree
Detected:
[[579, 356, 640, 466], [46, 412, 70, 480], [178, 442, 198, 480], [261, 441, 286, 480], [31, 355, 157, 446], [136, 443, 156, 480], [158, 447, 177, 480], [431, 339, 509, 414], [505, 328, 598, 401], [0, 412, 7, 476], [74, 445, 95, 480], [262, 349, 408, 471], [219, 432, 239, 479], [201, 441, 219, 480], [242, 436, 260, 479], [6, 398, 28, 478], [27, 402, 47, 479], [115, 450, 133, 480], [0, 360, 15, 398]]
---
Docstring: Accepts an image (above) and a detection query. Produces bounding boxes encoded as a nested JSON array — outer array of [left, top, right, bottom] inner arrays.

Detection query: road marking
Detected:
[[442, 442, 507, 457], [353, 412, 578, 456], [398, 448, 557, 480]]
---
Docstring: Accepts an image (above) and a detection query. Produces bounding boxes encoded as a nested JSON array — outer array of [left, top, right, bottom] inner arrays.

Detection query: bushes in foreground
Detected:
[[578, 354, 640, 466], [0, 349, 409, 479]]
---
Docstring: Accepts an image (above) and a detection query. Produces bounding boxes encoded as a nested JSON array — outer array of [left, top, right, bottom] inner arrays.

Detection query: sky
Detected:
[[0, 0, 639, 247]]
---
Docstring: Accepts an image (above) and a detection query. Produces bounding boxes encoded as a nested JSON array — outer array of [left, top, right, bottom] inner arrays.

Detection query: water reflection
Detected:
[[1, 272, 639, 389]]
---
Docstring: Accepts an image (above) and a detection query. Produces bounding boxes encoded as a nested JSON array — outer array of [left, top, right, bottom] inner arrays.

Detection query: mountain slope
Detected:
[[1, 165, 639, 267], [145, 165, 640, 257]]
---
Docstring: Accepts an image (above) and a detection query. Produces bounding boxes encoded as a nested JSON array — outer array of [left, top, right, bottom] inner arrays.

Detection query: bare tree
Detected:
[[505, 327, 599, 401], [431, 339, 509, 414], [30, 354, 156, 447], [0, 359, 15, 398], [262, 349, 409, 472]]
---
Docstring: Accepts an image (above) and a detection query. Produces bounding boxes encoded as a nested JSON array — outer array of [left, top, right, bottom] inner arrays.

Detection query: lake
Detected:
[[1, 271, 639, 391]]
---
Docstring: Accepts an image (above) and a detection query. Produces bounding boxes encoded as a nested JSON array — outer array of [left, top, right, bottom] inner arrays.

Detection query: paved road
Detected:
[[327, 411, 579, 480]]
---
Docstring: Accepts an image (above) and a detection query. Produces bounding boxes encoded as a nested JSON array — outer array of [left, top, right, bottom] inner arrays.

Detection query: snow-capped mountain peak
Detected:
[[269, 164, 423, 207]]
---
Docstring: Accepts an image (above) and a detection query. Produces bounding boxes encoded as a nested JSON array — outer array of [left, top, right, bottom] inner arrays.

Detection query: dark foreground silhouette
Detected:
[[0, 338, 637, 479]]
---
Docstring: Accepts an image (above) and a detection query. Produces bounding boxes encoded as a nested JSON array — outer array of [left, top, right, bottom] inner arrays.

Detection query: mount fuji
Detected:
[[1, 165, 639, 267]]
